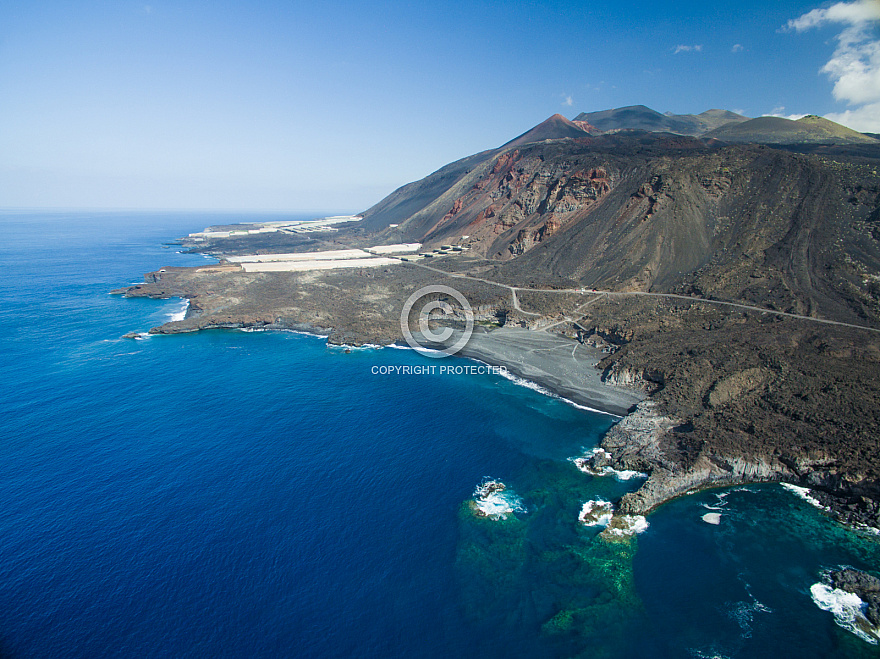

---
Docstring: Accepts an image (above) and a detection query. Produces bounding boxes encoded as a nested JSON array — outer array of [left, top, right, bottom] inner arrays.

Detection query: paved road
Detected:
[[391, 254, 880, 335]]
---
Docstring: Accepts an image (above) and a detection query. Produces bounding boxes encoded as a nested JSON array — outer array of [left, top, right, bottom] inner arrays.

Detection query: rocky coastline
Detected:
[[582, 379, 880, 531], [113, 260, 880, 535], [114, 120, 880, 535]]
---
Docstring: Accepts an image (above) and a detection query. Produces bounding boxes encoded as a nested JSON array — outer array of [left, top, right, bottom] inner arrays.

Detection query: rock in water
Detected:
[[831, 569, 880, 627]]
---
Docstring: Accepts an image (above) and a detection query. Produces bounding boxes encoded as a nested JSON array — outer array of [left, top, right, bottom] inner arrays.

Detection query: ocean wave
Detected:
[[702, 491, 730, 512], [570, 448, 647, 481], [495, 368, 618, 416], [810, 583, 880, 644], [167, 298, 189, 322], [236, 328, 332, 342], [385, 343, 621, 416], [781, 484, 828, 511], [601, 514, 649, 537], [578, 499, 614, 527], [471, 479, 526, 521]]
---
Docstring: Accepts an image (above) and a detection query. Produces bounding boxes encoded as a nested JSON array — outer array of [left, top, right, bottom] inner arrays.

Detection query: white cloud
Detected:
[[821, 32, 880, 104], [764, 111, 809, 120], [760, 105, 807, 121], [673, 44, 703, 54], [764, 105, 808, 120], [826, 102, 880, 131], [785, 0, 879, 32], [785, 1, 880, 131], [562, 95, 573, 107], [732, 43, 744, 53]]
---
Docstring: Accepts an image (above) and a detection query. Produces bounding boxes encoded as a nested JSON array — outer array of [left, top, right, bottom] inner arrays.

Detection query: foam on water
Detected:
[[328, 343, 382, 351], [781, 484, 828, 511], [688, 651, 732, 659], [602, 514, 649, 537], [168, 298, 189, 322], [726, 599, 772, 639], [702, 492, 730, 512], [570, 448, 647, 481], [578, 499, 614, 527], [810, 583, 880, 644], [495, 369, 618, 416], [471, 479, 526, 521], [386, 342, 449, 357], [385, 345, 619, 416]]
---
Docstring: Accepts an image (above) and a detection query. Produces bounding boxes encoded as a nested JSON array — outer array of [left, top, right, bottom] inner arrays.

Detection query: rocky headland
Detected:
[[114, 107, 880, 531]]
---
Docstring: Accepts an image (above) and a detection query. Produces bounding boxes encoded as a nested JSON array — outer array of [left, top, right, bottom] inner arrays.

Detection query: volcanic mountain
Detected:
[[573, 105, 750, 135], [147, 106, 880, 526], [502, 113, 593, 147], [356, 108, 880, 522], [703, 114, 879, 144], [363, 111, 880, 272]]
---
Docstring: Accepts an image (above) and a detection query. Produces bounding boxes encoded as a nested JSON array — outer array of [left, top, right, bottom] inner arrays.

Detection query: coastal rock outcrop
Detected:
[[831, 569, 880, 628]]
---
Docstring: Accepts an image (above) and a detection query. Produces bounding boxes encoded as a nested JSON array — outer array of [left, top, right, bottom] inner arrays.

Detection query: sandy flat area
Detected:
[[414, 326, 644, 416], [229, 250, 374, 263], [240, 258, 399, 272]]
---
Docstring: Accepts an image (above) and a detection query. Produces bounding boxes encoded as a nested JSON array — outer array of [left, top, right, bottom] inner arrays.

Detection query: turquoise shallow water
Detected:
[[0, 211, 878, 658]]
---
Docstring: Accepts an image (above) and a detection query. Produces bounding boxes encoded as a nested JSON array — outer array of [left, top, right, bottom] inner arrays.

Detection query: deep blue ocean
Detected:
[[1, 211, 879, 658]]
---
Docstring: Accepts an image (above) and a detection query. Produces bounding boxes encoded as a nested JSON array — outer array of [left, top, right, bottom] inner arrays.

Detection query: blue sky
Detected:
[[1, 0, 878, 212]]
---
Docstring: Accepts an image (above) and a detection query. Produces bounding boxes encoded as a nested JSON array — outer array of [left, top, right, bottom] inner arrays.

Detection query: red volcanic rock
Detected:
[[467, 205, 498, 230], [448, 198, 463, 216], [573, 120, 600, 133], [492, 150, 520, 175]]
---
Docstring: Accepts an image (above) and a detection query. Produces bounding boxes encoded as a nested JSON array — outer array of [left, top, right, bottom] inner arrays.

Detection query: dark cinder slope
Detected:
[[502, 144, 880, 323], [358, 149, 497, 235]]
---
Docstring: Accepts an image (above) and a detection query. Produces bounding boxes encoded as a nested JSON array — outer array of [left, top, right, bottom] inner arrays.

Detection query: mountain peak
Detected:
[[502, 113, 591, 148]]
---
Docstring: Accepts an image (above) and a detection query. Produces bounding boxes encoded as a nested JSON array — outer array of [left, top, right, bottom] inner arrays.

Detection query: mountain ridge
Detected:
[[574, 105, 751, 135], [704, 114, 879, 144]]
